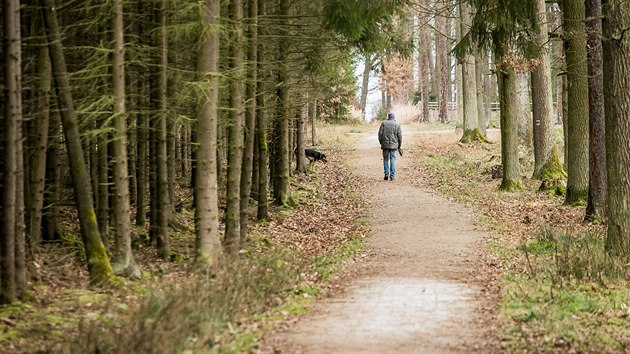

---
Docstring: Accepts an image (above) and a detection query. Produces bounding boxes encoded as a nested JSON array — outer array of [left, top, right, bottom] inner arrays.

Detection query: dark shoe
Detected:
[[390, 177, 395, 181], [384, 175, 389, 180]]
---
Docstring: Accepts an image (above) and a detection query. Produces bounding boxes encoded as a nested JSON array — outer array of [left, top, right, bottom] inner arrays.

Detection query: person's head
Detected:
[[387, 112, 395, 120]]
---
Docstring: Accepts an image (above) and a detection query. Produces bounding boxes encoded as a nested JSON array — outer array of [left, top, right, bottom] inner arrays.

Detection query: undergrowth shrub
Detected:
[[68, 244, 306, 354]]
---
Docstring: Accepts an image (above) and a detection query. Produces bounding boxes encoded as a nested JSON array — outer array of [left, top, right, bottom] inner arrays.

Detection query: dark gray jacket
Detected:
[[378, 118, 402, 150]]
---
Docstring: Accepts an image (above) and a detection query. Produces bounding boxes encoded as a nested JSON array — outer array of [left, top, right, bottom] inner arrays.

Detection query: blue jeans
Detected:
[[382, 149, 397, 178]]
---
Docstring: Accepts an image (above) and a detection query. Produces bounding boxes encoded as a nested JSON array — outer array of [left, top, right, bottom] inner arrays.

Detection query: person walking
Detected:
[[378, 112, 402, 181]]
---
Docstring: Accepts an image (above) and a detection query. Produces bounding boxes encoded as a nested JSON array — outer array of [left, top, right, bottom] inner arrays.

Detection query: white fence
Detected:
[[427, 101, 500, 111]]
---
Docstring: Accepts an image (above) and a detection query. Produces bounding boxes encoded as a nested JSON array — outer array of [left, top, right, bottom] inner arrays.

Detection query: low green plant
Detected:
[[501, 226, 630, 351]]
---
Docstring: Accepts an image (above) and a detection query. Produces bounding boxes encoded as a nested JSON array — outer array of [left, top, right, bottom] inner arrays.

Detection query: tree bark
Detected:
[[43, 107, 62, 242], [563, 0, 590, 205], [419, 6, 430, 123], [584, 0, 607, 222], [515, 72, 532, 147], [194, 0, 222, 267], [155, 0, 170, 258], [111, 0, 138, 277], [41, 0, 113, 284], [257, 0, 269, 221], [497, 65, 522, 191], [28, 37, 52, 250], [531, 0, 565, 187], [223, 0, 246, 256], [459, 2, 484, 143], [273, 0, 291, 206], [97, 128, 109, 245], [436, 1, 448, 122], [359, 54, 373, 121], [1, 0, 21, 303], [602, 0, 630, 255], [295, 96, 308, 173], [239, 0, 258, 248]]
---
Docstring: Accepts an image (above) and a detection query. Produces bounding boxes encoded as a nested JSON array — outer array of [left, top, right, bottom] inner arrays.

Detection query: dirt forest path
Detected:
[[263, 129, 494, 353]]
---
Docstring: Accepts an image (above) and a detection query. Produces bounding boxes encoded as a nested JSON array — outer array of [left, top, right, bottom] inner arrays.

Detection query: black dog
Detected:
[[305, 148, 327, 168]]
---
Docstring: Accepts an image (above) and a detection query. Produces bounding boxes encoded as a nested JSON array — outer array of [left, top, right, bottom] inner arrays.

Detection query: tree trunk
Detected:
[[111, 0, 138, 277], [515, 72, 532, 147], [136, 85, 148, 226], [563, 0, 590, 205], [455, 5, 464, 127], [459, 3, 484, 143], [553, 7, 565, 125], [194, 0, 222, 267], [360, 54, 373, 121], [223, 0, 246, 256], [155, 0, 170, 258], [310, 100, 318, 144], [295, 97, 308, 173], [1, 0, 21, 303], [483, 51, 493, 131], [28, 38, 52, 251], [41, 0, 113, 284], [531, 0, 565, 187], [257, 0, 269, 221], [419, 6, 430, 123], [475, 57, 484, 133], [239, 0, 258, 248], [97, 129, 109, 245], [584, 0, 607, 222], [497, 65, 522, 191], [602, 0, 630, 255], [43, 107, 62, 242], [436, 2, 448, 123], [273, 0, 291, 206]]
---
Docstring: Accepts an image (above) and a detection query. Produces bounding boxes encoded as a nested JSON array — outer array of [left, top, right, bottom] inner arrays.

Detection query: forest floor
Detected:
[[3, 122, 629, 353], [260, 125, 502, 353]]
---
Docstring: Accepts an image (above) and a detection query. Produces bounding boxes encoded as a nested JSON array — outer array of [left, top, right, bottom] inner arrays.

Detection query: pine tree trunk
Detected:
[[475, 56, 485, 134], [239, 0, 258, 248], [273, 0, 291, 206], [97, 129, 109, 245], [553, 8, 565, 125], [515, 72, 532, 147], [459, 3, 482, 143], [455, 5, 464, 126], [155, 0, 170, 258], [194, 0, 222, 267], [111, 0, 138, 276], [28, 33, 51, 251], [223, 0, 245, 256], [1, 0, 21, 303], [483, 51, 493, 130], [43, 108, 61, 241], [136, 88, 148, 226], [436, 2, 448, 123], [497, 65, 522, 191], [584, 0, 607, 222], [563, 0, 590, 205], [419, 8, 430, 123], [360, 54, 373, 122], [257, 0, 269, 221], [310, 100, 317, 145], [531, 0, 564, 185], [295, 97, 308, 173], [41, 0, 113, 284], [603, 0, 630, 255], [15, 78, 26, 296]]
